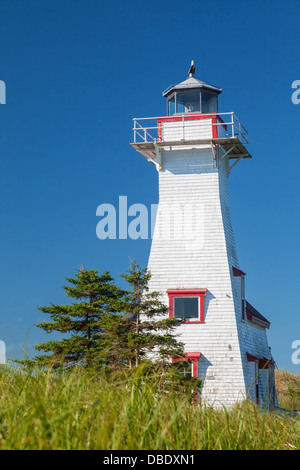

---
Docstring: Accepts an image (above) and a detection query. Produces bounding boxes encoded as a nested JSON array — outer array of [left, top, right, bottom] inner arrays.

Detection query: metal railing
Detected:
[[133, 112, 248, 148]]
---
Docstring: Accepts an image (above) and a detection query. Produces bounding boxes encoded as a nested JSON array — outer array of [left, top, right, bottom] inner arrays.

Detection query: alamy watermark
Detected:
[[0, 80, 6, 104], [291, 80, 300, 104], [96, 196, 205, 250], [291, 340, 300, 365]]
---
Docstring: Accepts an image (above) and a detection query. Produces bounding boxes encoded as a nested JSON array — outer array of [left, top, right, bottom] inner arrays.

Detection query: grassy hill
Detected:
[[275, 370, 300, 411], [0, 365, 299, 450]]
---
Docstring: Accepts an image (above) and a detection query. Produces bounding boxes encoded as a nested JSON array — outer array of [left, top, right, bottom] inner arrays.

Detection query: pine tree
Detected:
[[32, 268, 125, 368], [99, 260, 185, 370]]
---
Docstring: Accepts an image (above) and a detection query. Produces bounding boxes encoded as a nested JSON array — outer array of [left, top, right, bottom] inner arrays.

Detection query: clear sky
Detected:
[[0, 0, 299, 372]]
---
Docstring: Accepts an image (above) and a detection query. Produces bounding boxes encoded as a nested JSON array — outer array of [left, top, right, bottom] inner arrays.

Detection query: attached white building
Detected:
[[131, 65, 278, 409]]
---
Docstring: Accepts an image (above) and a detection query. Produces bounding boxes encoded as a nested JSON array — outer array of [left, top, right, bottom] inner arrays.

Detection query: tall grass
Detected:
[[0, 365, 299, 450], [275, 370, 300, 411]]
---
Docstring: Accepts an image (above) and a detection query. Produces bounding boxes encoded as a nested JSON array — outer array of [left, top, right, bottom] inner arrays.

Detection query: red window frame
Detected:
[[167, 289, 207, 323], [172, 352, 201, 378], [172, 352, 201, 405]]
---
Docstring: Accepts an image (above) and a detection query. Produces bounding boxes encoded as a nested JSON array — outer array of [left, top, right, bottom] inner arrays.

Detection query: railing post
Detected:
[[134, 119, 136, 143], [182, 114, 185, 140], [144, 128, 147, 142], [231, 113, 234, 138]]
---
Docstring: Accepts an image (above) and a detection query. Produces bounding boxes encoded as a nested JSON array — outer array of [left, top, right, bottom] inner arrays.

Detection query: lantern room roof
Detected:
[[163, 76, 222, 97]]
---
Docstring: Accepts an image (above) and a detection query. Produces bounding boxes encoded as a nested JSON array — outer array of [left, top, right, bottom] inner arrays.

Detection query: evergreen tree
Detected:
[[99, 260, 185, 369], [32, 268, 125, 368]]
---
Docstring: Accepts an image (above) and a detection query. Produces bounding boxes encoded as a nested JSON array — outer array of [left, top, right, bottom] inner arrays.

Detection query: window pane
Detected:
[[173, 297, 199, 319], [174, 360, 192, 378], [241, 275, 245, 321], [201, 92, 218, 113], [176, 92, 200, 113], [167, 94, 176, 115], [242, 298, 246, 321]]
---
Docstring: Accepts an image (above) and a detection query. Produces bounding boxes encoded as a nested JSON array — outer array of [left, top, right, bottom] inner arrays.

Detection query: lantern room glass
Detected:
[[176, 92, 200, 113], [167, 90, 218, 115], [201, 92, 218, 113], [173, 297, 199, 320]]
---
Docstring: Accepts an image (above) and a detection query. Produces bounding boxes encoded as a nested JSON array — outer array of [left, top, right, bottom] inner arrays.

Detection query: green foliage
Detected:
[[100, 260, 185, 369], [25, 261, 186, 375], [28, 268, 126, 368]]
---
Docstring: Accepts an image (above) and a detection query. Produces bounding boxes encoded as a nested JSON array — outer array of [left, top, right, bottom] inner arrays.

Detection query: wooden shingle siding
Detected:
[[162, 119, 213, 141], [147, 144, 277, 409]]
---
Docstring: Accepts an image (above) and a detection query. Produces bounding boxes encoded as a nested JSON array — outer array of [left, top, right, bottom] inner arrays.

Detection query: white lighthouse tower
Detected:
[[131, 63, 278, 409]]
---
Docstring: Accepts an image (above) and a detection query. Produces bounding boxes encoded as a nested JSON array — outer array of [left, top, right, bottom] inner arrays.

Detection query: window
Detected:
[[171, 352, 201, 378], [201, 92, 218, 113], [255, 361, 259, 405], [167, 93, 176, 115], [241, 274, 246, 322], [173, 297, 199, 320], [174, 360, 193, 379], [166, 90, 218, 115], [232, 267, 246, 322], [167, 289, 207, 323], [247, 353, 275, 406], [176, 92, 200, 113], [172, 353, 201, 404]]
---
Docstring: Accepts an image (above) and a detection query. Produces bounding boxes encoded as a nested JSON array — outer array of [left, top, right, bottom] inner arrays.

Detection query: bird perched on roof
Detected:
[[188, 60, 195, 77]]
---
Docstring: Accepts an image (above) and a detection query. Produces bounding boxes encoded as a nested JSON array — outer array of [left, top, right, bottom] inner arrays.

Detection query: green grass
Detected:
[[275, 370, 300, 411], [0, 365, 299, 450]]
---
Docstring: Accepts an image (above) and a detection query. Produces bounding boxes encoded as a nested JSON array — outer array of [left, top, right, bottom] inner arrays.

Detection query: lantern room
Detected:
[[163, 75, 222, 115], [130, 61, 252, 170]]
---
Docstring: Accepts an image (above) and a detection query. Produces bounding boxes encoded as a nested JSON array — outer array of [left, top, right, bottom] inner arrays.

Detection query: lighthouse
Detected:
[[131, 63, 278, 409]]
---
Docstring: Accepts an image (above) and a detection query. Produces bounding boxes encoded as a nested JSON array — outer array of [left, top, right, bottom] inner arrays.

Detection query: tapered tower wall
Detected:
[[147, 146, 248, 407]]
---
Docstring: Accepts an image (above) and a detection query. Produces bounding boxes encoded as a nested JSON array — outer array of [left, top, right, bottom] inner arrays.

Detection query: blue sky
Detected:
[[0, 0, 299, 372]]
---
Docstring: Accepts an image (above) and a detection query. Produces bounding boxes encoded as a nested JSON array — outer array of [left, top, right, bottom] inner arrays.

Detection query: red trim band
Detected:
[[232, 266, 246, 277], [246, 353, 274, 368], [246, 310, 270, 329]]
